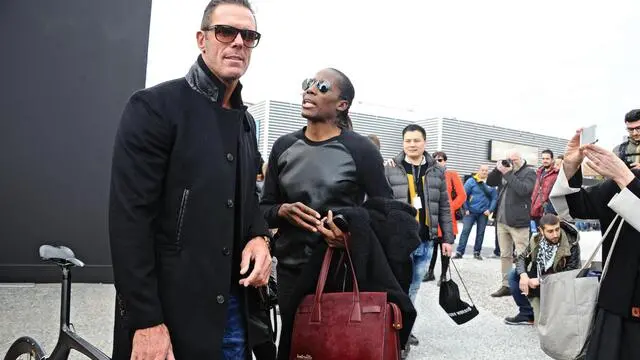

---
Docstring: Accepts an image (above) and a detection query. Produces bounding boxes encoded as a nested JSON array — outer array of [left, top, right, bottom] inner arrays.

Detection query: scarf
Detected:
[[536, 238, 559, 274]]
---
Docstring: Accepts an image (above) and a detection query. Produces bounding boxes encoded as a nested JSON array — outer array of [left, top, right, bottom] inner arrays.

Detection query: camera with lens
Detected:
[[501, 159, 512, 167]]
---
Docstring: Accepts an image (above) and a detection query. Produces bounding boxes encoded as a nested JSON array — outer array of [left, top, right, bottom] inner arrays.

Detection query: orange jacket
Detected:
[[438, 170, 466, 237]]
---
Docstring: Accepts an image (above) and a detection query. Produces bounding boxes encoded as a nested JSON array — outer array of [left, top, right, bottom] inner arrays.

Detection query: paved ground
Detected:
[[0, 226, 601, 359]]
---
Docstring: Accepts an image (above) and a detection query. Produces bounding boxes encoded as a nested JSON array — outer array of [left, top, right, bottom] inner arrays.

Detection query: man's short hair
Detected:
[[542, 149, 554, 158], [367, 134, 381, 149], [201, 0, 255, 30], [507, 150, 522, 160], [432, 151, 448, 161], [539, 214, 560, 229], [402, 124, 426, 140], [625, 109, 640, 123]]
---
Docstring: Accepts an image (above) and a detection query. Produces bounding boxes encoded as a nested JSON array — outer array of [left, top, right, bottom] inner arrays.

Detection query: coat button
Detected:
[[226, 199, 234, 208], [226, 153, 234, 162], [222, 247, 230, 256], [216, 295, 225, 304]]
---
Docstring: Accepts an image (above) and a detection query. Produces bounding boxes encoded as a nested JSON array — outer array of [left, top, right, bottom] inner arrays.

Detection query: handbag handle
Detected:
[[578, 214, 625, 285], [444, 258, 477, 306], [310, 236, 362, 324]]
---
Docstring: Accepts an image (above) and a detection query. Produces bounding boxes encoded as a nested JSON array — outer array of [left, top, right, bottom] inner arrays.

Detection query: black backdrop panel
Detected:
[[0, 0, 152, 282]]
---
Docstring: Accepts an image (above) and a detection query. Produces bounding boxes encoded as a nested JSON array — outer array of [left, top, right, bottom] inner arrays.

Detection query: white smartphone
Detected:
[[580, 125, 598, 145]]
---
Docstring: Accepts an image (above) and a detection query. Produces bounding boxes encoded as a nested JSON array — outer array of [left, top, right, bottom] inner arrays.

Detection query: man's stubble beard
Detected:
[[544, 236, 560, 244]]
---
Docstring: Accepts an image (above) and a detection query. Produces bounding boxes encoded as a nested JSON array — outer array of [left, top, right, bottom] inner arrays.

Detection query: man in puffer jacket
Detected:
[[384, 124, 454, 348], [505, 214, 580, 325]]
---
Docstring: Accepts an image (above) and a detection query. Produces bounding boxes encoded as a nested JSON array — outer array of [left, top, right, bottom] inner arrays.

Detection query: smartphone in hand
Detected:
[[323, 213, 349, 232], [580, 125, 598, 145]]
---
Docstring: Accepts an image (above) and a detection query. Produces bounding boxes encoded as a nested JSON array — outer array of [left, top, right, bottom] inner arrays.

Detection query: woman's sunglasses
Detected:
[[202, 24, 261, 48], [302, 78, 333, 93]]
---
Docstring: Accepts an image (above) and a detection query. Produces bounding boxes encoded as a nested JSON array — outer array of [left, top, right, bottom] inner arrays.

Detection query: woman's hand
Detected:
[[277, 202, 322, 232], [562, 129, 586, 179], [316, 210, 347, 248], [583, 144, 636, 189]]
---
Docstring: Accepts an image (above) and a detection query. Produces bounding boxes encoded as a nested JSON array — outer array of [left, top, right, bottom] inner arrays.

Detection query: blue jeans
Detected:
[[456, 213, 488, 255], [221, 295, 247, 359], [409, 240, 434, 303], [508, 269, 533, 318]]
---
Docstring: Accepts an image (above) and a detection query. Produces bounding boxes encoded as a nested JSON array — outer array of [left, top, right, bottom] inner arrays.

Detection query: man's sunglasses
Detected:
[[302, 78, 333, 93], [436, 158, 446, 163], [202, 24, 261, 48]]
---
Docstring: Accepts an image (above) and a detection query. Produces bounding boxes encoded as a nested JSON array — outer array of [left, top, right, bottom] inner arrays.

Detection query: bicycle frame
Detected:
[[46, 267, 110, 360]]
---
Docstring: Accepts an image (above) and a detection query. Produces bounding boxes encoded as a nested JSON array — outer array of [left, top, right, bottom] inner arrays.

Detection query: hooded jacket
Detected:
[[515, 221, 581, 298], [462, 174, 497, 215]]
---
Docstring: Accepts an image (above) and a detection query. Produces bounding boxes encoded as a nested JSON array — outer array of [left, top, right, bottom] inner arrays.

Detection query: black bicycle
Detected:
[[4, 245, 111, 360]]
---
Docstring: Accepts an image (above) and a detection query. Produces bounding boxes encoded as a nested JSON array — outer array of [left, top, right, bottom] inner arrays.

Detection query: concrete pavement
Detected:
[[0, 226, 602, 359]]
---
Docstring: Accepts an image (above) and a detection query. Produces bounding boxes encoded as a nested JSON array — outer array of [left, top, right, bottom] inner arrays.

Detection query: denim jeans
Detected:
[[507, 268, 533, 318], [409, 240, 434, 303], [456, 213, 488, 255], [221, 295, 247, 359]]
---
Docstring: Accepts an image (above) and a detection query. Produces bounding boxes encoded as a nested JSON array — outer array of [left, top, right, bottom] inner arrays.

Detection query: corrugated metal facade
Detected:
[[433, 118, 568, 177], [248, 101, 569, 176]]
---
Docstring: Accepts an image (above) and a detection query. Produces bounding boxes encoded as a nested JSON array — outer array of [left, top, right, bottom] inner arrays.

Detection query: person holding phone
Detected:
[[550, 130, 640, 359], [259, 68, 393, 360]]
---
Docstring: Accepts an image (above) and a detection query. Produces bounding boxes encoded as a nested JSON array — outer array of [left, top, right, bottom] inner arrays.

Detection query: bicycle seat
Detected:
[[39, 245, 85, 267]]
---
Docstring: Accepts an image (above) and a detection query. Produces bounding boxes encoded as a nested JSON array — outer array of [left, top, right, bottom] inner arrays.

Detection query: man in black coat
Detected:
[[487, 151, 536, 297], [551, 130, 640, 360], [108, 1, 272, 359]]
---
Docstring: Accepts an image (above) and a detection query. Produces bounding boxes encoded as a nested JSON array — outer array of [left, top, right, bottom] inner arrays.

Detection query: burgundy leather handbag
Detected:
[[289, 238, 403, 360]]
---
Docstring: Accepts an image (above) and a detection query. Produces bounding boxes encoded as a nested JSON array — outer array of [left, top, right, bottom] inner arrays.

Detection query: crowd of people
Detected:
[[106, 1, 640, 359]]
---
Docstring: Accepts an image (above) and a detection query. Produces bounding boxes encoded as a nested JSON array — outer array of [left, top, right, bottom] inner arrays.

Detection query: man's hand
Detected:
[[583, 144, 636, 189], [441, 243, 453, 257], [631, 162, 640, 170], [131, 324, 175, 360], [239, 237, 272, 287], [562, 129, 586, 179], [528, 278, 540, 289], [278, 202, 322, 232], [519, 274, 530, 296], [496, 161, 511, 175], [483, 210, 491, 216], [316, 210, 347, 248], [465, 210, 470, 216]]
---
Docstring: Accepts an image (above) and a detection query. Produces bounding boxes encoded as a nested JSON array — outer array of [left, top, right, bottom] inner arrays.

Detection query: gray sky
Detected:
[[146, 0, 640, 149]]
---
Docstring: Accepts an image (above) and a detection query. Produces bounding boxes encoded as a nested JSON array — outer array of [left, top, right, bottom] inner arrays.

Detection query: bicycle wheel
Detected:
[[3, 337, 46, 360]]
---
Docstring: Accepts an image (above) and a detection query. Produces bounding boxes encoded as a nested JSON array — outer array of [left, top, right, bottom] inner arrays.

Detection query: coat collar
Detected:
[[394, 151, 435, 168], [536, 166, 559, 177], [185, 55, 246, 110]]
